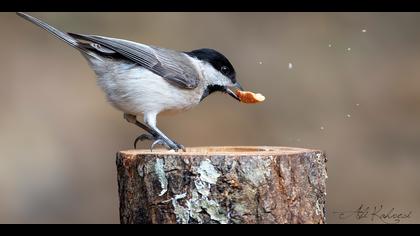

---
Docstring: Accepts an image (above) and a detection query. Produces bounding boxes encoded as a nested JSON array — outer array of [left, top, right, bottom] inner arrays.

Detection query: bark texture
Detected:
[[116, 146, 327, 224]]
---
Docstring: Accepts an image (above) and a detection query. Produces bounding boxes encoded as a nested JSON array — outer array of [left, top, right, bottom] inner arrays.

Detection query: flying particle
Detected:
[[288, 63, 293, 69], [346, 114, 351, 118], [362, 29, 367, 33], [320, 126, 325, 131], [347, 47, 351, 51]]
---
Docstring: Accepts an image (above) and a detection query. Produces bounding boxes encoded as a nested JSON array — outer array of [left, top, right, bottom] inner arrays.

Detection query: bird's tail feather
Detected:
[[16, 12, 100, 60]]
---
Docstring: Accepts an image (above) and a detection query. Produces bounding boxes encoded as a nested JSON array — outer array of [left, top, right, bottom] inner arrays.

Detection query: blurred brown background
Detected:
[[1, 12, 419, 224]]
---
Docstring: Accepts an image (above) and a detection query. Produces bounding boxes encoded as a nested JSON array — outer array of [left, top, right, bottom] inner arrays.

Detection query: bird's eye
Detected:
[[221, 66, 230, 75]]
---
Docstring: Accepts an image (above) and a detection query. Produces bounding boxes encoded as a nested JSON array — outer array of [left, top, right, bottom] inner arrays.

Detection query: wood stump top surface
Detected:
[[119, 146, 321, 157]]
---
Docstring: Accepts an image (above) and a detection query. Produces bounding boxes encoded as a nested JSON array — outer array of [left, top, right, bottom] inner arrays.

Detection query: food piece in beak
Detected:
[[225, 82, 244, 101], [235, 90, 265, 104]]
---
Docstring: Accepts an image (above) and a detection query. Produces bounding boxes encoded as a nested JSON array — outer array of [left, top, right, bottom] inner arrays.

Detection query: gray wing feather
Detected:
[[68, 33, 199, 89]]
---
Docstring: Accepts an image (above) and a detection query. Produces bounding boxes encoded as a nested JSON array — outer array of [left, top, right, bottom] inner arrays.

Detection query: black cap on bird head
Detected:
[[186, 48, 243, 101], [186, 48, 236, 84]]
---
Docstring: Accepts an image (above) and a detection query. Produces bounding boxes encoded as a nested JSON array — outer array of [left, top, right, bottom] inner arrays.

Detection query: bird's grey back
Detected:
[[69, 33, 201, 89]]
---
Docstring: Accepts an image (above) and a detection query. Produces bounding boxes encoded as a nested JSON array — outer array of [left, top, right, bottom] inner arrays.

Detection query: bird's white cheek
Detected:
[[201, 65, 230, 87]]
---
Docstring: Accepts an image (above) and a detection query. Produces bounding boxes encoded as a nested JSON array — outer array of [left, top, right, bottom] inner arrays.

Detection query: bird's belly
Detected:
[[95, 66, 201, 115]]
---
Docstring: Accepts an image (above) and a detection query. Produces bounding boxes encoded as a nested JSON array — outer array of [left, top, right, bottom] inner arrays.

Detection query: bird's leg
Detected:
[[124, 113, 185, 152], [144, 113, 186, 152], [123, 113, 167, 149], [147, 125, 186, 152], [124, 113, 156, 135]]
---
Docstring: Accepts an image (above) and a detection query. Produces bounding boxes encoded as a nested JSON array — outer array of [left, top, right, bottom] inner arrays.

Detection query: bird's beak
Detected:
[[225, 82, 244, 102]]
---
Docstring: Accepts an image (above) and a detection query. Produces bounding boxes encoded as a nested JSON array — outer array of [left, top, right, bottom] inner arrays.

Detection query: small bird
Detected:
[[17, 12, 244, 152]]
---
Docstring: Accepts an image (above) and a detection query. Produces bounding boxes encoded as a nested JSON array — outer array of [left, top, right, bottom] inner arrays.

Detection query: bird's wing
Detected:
[[68, 33, 200, 89]]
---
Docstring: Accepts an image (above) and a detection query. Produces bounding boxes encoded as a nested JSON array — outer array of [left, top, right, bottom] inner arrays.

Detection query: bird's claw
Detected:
[[151, 139, 168, 151], [159, 139, 183, 152], [134, 134, 154, 149], [134, 133, 186, 152], [174, 142, 186, 152]]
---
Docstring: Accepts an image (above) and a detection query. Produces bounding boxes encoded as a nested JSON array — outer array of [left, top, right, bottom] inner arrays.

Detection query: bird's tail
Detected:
[[16, 12, 100, 59]]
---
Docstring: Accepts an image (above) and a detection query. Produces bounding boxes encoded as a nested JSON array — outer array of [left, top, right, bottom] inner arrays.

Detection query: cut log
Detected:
[[116, 146, 327, 224]]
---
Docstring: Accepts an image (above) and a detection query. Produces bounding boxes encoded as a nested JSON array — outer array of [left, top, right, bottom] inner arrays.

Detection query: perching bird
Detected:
[[17, 12, 244, 152]]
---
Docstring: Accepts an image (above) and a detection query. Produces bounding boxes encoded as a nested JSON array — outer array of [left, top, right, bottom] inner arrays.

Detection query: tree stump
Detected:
[[116, 146, 327, 224]]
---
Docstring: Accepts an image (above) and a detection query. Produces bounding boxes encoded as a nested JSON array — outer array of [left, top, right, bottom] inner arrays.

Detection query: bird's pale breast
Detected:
[[90, 58, 203, 115]]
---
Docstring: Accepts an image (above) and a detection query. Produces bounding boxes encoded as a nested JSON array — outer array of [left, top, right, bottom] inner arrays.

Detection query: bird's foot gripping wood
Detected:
[[124, 113, 186, 152], [134, 133, 186, 152]]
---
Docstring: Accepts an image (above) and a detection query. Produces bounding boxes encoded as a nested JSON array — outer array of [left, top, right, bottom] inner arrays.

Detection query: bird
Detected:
[[16, 12, 244, 152]]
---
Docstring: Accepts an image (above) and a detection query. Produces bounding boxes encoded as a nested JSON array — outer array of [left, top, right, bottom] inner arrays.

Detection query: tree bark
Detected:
[[116, 146, 327, 224]]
